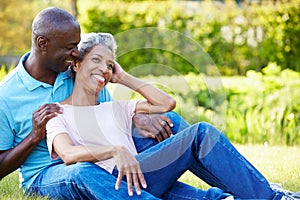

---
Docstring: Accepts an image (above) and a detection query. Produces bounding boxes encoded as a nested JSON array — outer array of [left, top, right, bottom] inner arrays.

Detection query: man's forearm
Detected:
[[0, 133, 40, 179]]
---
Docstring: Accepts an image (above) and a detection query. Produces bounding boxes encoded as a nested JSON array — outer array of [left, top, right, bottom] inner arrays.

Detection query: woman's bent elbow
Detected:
[[166, 98, 176, 111]]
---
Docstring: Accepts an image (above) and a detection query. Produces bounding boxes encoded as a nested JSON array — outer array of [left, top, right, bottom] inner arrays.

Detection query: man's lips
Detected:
[[65, 60, 75, 67]]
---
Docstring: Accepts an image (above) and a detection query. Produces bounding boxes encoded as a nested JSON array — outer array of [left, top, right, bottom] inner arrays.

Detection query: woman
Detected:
[[46, 32, 286, 200]]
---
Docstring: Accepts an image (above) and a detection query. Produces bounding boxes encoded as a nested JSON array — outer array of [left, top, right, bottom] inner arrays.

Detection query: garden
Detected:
[[0, 0, 299, 198]]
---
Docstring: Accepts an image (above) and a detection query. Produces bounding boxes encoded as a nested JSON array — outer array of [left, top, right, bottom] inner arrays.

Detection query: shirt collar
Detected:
[[17, 52, 71, 91]]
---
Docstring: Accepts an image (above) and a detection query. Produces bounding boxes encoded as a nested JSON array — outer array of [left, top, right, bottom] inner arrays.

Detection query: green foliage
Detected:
[[0, 64, 14, 81], [0, 0, 69, 55], [1, 61, 299, 145], [79, 0, 300, 75], [0, 65, 8, 81], [1, 1, 300, 75], [123, 63, 300, 146]]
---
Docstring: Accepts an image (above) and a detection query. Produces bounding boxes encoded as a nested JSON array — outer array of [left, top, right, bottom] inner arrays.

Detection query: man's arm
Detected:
[[0, 133, 43, 179], [132, 113, 174, 142], [0, 103, 62, 179]]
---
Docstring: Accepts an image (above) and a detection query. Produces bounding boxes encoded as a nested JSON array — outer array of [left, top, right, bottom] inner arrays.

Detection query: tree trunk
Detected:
[[70, 0, 78, 19]]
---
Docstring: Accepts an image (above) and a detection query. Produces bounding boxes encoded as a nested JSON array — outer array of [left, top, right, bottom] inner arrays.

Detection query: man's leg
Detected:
[[27, 162, 159, 200], [132, 122, 283, 199]]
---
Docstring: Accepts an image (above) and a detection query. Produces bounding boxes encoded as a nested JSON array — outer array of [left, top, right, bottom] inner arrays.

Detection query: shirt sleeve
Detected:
[[113, 100, 139, 135], [46, 115, 68, 160], [98, 86, 112, 103], [0, 98, 15, 150]]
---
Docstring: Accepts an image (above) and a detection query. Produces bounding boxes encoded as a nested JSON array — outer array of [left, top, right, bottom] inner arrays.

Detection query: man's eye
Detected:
[[67, 46, 76, 51]]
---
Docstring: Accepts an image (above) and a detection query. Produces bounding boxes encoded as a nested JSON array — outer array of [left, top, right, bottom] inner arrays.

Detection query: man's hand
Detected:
[[31, 103, 62, 142], [114, 146, 147, 196], [132, 113, 174, 142], [0, 103, 63, 179]]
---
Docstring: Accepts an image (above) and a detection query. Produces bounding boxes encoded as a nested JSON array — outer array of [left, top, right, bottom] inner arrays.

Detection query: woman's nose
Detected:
[[99, 64, 109, 73]]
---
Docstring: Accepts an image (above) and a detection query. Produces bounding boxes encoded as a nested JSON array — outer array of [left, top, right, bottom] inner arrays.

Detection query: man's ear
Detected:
[[37, 36, 48, 50]]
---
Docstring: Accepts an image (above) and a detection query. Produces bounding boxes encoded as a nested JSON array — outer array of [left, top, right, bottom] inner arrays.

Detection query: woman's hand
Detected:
[[113, 146, 147, 196], [110, 61, 125, 83]]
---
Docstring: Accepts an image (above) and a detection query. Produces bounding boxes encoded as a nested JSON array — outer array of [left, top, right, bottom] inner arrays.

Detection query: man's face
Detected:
[[45, 24, 81, 73]]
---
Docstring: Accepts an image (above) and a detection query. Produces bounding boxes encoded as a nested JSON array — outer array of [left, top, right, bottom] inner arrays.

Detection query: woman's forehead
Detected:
[[90, 45, 114, 59]]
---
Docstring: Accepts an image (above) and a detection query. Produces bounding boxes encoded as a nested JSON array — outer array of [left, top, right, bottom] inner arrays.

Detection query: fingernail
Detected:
[[129, 191, 133, 196], [115, 185, 119, 190], [142, 183, 147, 188], [137, 190, 141, 195], [170, 123, 174, 127]]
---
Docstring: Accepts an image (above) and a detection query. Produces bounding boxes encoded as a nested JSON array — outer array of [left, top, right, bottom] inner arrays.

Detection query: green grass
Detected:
[[1, 144, 299, 199], [180, 144, 300, 192]]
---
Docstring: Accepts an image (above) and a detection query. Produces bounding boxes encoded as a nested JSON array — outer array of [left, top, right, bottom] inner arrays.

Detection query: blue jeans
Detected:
[[131, 112, 284, 199], [28, 111, 283, 199]]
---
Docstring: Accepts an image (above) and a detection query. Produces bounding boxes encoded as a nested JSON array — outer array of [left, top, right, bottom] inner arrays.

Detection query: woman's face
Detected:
[[75, 44, 115, 94]]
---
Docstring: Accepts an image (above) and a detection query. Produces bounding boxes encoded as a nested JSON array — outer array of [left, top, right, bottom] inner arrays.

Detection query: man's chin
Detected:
[[62, 63, 72, 71]]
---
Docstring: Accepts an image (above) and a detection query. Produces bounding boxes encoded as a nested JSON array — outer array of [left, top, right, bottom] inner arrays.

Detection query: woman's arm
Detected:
[[52, 133, 147, 196], [111, 62, 176, 114], [52, 133, 115, 165]]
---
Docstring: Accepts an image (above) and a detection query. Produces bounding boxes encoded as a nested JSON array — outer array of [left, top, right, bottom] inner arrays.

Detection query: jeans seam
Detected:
[[166, 190, 206, 200]]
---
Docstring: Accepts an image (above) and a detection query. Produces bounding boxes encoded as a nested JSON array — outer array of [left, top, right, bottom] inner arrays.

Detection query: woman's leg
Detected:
[[133, 111, 233, 199], [132, 122, 283, 199], [27, 162, 159, 200], [133, 111, 235, 199], [162, 181, 234, 200]]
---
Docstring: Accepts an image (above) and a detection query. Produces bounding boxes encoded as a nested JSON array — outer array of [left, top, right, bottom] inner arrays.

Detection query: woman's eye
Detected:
[[92, 57, 100, 62], [107, 63, 114, 70]]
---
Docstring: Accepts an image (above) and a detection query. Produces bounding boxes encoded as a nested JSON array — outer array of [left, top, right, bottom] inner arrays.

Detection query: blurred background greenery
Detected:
[[0, 0, 299, 145], [1, 0, 300, 74]]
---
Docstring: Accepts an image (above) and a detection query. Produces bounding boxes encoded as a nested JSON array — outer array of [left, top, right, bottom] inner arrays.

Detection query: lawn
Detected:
[[179, 144, 300, 192], [1, 144, 299, 199]]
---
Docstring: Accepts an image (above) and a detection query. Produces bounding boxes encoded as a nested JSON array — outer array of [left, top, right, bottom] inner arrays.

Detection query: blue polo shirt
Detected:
[[0, 52, 112, 189]]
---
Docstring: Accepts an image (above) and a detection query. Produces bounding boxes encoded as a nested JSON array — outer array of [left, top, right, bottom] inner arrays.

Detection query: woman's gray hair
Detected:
[[77, 32, 117, 60]]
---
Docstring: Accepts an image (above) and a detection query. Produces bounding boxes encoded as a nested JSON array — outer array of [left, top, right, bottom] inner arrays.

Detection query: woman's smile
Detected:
[[92, 74, 106, 85]]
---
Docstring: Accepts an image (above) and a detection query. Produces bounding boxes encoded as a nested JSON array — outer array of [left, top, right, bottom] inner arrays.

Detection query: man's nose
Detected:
[[71, 47, 80, 59]]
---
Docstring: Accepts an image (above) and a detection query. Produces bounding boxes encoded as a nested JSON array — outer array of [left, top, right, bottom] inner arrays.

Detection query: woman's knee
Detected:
[[196, 122, 222, 138], [164, 111, 190, 133], [194, 122, 223, 158]]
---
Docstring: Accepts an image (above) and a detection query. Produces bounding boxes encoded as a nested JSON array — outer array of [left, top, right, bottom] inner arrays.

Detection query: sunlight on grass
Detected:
[[179, 144, 300, 192]]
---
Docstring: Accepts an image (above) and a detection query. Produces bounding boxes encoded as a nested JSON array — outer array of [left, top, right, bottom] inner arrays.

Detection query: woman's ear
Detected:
[[72, 61, 80, 72]]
